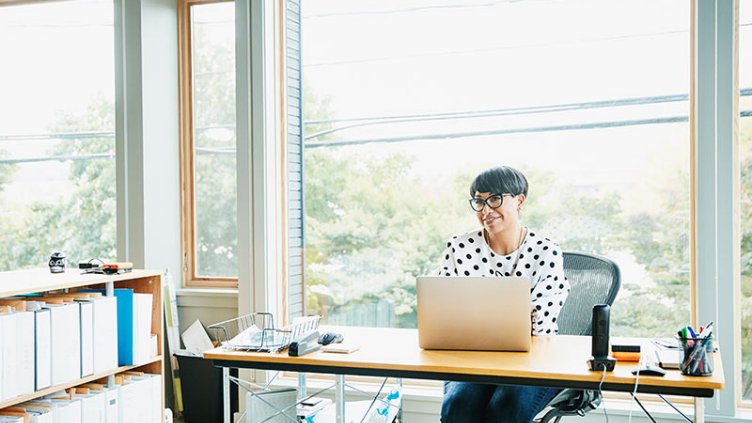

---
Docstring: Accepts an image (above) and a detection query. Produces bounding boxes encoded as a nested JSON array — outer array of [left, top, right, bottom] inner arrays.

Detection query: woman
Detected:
[[437, 166, 570, 423]]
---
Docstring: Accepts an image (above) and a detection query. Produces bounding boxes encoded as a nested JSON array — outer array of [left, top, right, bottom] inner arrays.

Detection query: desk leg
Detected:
[[298, 373, 307, 400], [223, 367, 231, 423], [397, 378, 403, 422], [695, 398, 704, 423], [336, 374, 345, 423]]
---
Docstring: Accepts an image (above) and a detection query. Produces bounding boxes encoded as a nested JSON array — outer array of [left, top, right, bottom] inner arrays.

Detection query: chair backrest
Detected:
[[557, 252, 621, 336]]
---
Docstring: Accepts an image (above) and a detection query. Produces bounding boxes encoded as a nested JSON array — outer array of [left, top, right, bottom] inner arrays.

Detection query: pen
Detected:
[[691, 342, 711, 374], [698, 321, 713, 338], [678, 327, 687, 340], [686, 328, 713, 374], [679, 327, 693, 348]]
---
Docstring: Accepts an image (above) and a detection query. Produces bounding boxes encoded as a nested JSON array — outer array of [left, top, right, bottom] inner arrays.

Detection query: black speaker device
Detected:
[[588, 304, 616, 371]]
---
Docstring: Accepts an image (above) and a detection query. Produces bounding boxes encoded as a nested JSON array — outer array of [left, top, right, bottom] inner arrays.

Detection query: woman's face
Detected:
[[473, 191, 524, 235]]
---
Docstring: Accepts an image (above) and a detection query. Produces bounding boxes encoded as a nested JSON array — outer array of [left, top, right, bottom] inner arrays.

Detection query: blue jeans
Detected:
[[441, 381, 561, 423]]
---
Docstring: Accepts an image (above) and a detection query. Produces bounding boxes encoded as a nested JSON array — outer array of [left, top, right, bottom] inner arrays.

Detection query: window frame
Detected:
[[178, 0, 238, 289]]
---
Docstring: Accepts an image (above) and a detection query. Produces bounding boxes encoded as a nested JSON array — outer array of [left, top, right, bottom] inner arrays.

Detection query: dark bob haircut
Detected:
[[469, 166, 529, 198]]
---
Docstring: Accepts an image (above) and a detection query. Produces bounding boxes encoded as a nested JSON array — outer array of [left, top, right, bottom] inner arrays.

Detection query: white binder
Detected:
[[90, 296, 118, 374], [79, 390, 106, 423], [78, 384, 119, 423], [15, 310, 36, 396], [33, 308, 52, 390], [148, 374, 163, 423], [132, 293, 153, 365], [49, 398, 82, 423], [118, 377, 153, 423], [104, 386, 119, 423], [78, 301, 95, 377], [0, 310, 18, 401], [45, 302, 81, 386]]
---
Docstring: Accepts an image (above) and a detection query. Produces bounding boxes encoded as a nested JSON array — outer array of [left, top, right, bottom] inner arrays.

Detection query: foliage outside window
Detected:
[[0, 0, 115, 271], [179, 0, 238, 286], [739, 0, 751, 404], [302, 0, 693, 338]]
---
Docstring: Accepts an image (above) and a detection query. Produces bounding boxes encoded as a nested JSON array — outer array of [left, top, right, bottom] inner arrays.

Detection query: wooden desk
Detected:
[[205, 327, 725, 422]]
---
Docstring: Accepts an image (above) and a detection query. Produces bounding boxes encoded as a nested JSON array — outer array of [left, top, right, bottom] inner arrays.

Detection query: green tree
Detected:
[[304, 148, 464, 327], [0, 150, 19, 270], [190, 19, 237, 277], [0, 95, 117, 271]]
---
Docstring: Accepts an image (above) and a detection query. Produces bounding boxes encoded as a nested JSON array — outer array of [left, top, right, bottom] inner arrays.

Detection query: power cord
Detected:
[[79, 257, 104, 269], [597, 364, 609, 423], [629, 349, 660, 423], [628, 361, 641, 423]]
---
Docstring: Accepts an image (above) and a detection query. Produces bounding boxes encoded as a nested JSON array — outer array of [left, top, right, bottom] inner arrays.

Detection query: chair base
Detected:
[[535, 389, 601, 423]]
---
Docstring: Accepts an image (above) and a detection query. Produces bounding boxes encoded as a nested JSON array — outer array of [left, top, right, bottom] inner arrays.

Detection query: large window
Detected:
[[739, 0, 752, 404], [179, 0, 237, 287], [0, 0, 115, 271], [299, 0, 691, 337]]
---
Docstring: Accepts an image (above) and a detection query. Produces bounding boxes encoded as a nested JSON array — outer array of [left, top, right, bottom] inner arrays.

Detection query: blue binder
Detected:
[[81, 288, 134, 365]]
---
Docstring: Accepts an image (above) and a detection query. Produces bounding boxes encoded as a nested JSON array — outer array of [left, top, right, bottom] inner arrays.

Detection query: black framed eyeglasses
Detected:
[[469, 193, 514, 212]]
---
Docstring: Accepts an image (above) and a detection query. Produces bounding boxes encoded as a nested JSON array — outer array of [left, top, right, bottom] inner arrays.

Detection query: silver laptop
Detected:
[[417, 276, 532, 351]]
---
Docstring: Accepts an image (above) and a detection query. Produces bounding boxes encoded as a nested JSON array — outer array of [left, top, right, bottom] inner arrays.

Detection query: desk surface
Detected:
[[204, 327, 724, 398]]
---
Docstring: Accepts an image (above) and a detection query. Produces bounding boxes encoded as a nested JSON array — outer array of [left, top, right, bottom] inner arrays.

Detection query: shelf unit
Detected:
[[0, 268, 164, 418]]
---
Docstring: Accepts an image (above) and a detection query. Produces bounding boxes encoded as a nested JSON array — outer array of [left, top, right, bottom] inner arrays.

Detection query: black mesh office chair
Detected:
[[536, 252, 621, 423]]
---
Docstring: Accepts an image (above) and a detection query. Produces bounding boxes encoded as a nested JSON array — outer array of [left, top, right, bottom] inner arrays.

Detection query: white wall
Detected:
[[176, 290, 238, 339]]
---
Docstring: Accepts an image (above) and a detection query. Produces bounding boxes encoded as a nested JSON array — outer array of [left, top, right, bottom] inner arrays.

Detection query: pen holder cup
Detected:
[[678, 336, 714, 376]]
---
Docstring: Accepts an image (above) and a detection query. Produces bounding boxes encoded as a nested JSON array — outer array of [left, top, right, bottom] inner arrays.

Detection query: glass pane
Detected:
[[740, 0, 752, 404], [301, 0, 690, 335], [0, 0, 115, 270], [191, 2, 237, 278]]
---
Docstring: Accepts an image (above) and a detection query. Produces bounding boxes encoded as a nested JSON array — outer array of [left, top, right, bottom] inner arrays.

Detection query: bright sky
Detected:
[[302, 0, 691, 116], [0, 0, 113, 135]]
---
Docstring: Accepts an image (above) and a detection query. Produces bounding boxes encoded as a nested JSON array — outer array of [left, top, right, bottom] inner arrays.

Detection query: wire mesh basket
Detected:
[[207, 312, 320, 353]]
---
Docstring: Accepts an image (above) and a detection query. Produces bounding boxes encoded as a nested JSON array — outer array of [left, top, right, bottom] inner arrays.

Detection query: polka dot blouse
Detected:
[[435, 228, 570, 335]]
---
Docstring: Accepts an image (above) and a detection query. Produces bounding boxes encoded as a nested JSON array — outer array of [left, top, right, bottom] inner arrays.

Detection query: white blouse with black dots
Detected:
[[435, 228, 570, 336]]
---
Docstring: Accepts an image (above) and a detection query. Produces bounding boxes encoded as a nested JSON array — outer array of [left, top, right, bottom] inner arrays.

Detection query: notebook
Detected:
[[416, 276, 532, 351]]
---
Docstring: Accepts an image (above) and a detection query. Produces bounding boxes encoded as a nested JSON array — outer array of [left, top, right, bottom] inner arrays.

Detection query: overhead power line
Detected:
[[0, 89, 751, 163]]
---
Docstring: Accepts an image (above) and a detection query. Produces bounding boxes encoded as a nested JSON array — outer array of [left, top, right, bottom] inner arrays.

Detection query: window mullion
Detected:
[[694, 0, 739, 416]]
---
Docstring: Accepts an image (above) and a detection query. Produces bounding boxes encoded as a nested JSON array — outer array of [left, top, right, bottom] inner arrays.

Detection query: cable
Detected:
[[657, 394, 693, 423], [597, 364, 609, 423], [88, 258, 104, 266], [631, 395, 658, 423], [628, 364, 640, 423]]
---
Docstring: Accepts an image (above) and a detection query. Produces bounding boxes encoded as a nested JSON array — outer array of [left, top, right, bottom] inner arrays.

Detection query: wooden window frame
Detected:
[[178, 0, 238, 289]]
